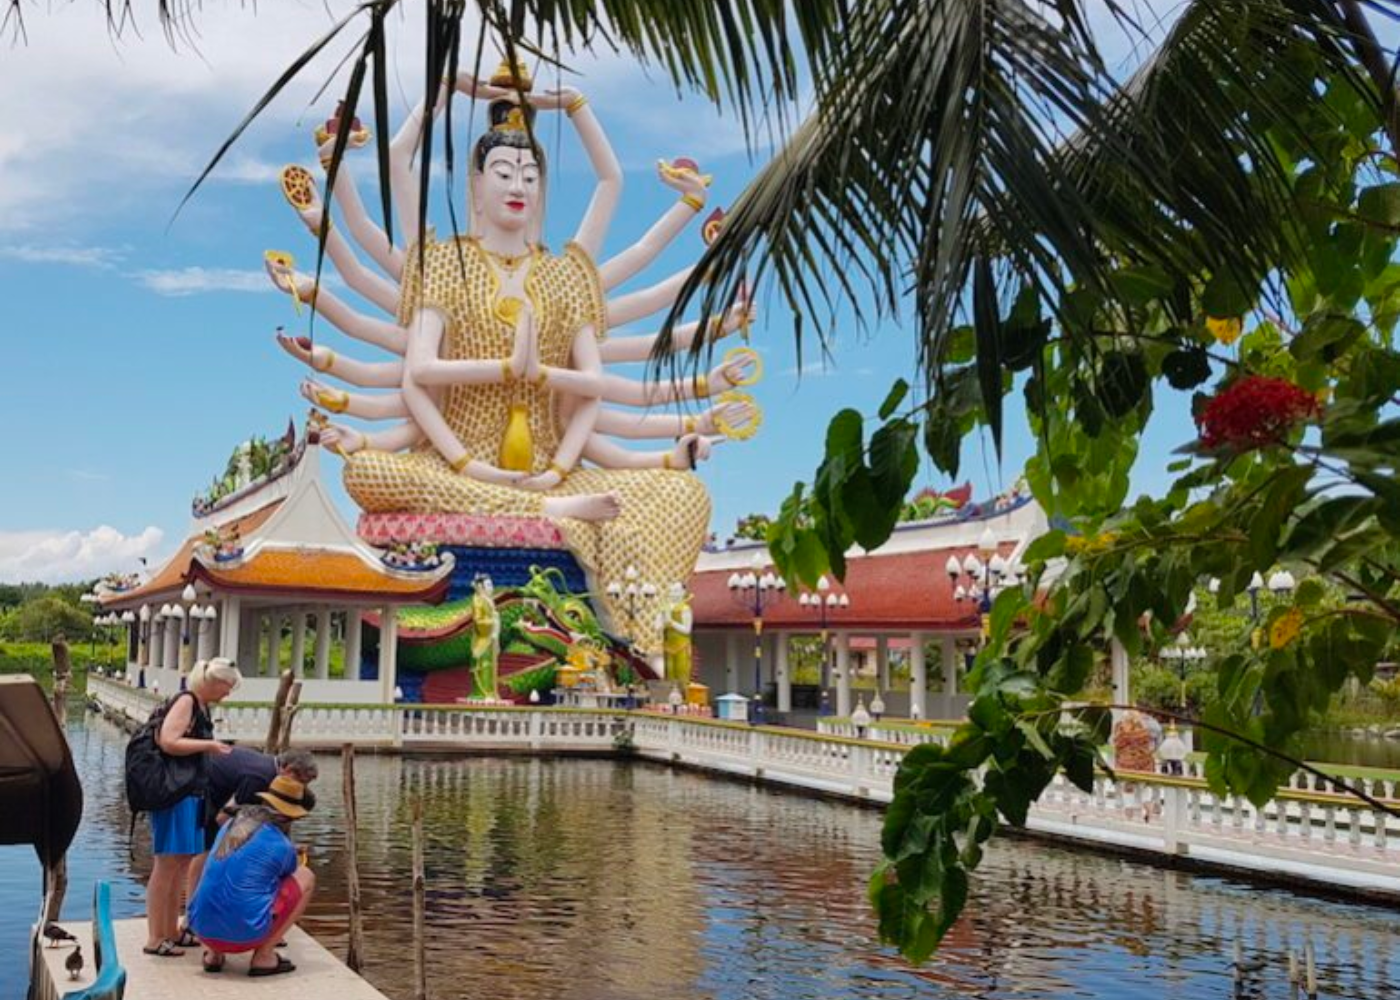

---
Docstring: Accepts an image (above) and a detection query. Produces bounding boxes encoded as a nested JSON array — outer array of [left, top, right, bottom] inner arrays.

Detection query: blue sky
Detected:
[[0, 2, 1195, 583]]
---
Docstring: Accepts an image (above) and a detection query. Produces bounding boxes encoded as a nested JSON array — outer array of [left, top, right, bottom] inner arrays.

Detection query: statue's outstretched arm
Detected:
[[598, 300, 751, 363], [390, 74, 511, 248], [320, 419, 423, 456], [265, 258, 406, 355], [317, 139, 405, 279], [277, 333, 403, 387], [402, 308, 524, 487], [605, 266, 695, 328], [290, 180, 400, 314], [540, 87, 622, 259], [389, 83, 451, 250], [597, 161, 708, 290], [596, 351, 757, 407], [301, 378, 408, 420], [582, 432, 716, 471], [595, 395, 756, 439]]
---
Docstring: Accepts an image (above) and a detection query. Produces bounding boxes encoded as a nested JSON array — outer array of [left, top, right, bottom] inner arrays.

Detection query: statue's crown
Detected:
[[489, 56, 533, 92], [492, 106, 530, 135]]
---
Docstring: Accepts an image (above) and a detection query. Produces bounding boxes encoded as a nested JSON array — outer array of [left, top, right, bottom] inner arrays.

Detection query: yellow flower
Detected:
[[1269, 607, 1304, 650], [1064, 536, 1088, 556], [1206, 315, 1244, 346]]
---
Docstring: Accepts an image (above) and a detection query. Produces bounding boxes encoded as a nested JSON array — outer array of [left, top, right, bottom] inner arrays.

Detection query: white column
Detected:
[[909, 631, 928, 720], [265, 614, 281, 678], [379, 607, 399, 702], [876, 636, 890, 693], [775, 631, 791, 714], [313, 608, 332, 680], [238, 605, 259, 676], [289, 611, 307, 678], [197, 619, 216, 661], [164, 617, 181, 673], [835, 629, 852, 717], [941, 634, 958, 713], [344, 609, 363, 681], [150, 620, 164, 670], [1111, 637, 1131, 707], [725, 632, 739, 693]]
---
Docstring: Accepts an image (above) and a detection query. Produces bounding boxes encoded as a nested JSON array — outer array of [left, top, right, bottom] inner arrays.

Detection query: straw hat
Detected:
[[257, 775, 312, 820]]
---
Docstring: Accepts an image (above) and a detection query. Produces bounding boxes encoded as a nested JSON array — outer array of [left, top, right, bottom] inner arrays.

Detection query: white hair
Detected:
[[189, 656, 242, 692]]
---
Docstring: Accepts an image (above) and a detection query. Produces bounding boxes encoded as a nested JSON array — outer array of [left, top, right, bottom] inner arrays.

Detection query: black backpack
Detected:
[[124, 691, 210, 813]]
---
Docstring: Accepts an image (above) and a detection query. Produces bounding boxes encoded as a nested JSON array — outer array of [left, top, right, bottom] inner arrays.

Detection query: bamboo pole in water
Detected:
[[412, 798, 427, 1000], [264, 670, 295, 752], [342, 744, 366, 973], [276, 680, 303, 752], [44, 636, 71, 922]]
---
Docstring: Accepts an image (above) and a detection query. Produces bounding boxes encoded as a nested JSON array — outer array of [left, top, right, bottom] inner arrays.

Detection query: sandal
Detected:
[[248, 956, 296, 978], [173, 929, 200, 948], [202, 951, 225, 974], [142, 940, 186, 958]]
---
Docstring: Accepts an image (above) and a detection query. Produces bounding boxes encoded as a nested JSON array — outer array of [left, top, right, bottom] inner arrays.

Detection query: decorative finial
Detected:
[[490, 55, 533, 92]]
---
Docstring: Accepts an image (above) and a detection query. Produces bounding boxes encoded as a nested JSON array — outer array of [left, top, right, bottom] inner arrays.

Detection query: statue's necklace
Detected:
[[482, 244, 533, 273]]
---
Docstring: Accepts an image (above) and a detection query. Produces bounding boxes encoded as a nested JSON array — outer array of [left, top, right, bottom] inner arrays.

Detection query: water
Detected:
[[1302, 731, 1400, 772], [4, 711, 1400, 1000]]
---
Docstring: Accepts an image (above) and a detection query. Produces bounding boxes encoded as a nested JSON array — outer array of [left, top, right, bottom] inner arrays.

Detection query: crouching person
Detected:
[[187, 775, 315, 976]]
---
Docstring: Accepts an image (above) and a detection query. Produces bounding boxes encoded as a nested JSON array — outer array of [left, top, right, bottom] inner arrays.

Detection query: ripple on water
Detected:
[[1, 713, 1398, 1000]]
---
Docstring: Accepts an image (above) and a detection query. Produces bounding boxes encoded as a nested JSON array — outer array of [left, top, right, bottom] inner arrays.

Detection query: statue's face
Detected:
[[478, 146, 541, 233]]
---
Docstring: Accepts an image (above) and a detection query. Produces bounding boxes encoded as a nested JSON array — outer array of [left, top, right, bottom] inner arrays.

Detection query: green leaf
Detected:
[[1249, 465, 1314, 569], [1096, 351, 1149, 418], [1110, 264, 1175, 306], [972, 260, 1004, 454], [1202, 272, 1259, 317], [879, 379, 911, 420], [1357, 183, 1400, 228], [1022, 530, 1066, 563]]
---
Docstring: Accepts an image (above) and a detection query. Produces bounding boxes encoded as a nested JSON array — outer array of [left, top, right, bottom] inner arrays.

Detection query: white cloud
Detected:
[[0, 526, 166, 584], [0, 244, 125, 267], [135, 266, 272, 296], [65, 469, 111, 483]]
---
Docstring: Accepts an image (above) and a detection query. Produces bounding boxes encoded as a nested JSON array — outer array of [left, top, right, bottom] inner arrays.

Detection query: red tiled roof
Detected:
[[689, 544, 1018, 632]]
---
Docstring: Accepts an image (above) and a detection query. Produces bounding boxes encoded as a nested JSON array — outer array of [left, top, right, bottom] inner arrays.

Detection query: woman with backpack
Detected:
[[138, 657, 241, 957]]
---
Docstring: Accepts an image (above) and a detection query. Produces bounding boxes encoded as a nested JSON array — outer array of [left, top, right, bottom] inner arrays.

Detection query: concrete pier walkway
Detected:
[[35, 919, 389, 1000]]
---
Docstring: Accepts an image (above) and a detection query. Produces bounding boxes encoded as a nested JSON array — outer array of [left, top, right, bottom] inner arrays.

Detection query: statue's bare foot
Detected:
[[543, 492, 622, 522]]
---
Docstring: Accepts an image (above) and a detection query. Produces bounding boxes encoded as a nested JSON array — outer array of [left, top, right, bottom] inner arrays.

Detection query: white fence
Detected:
[[88, 676, 1400, 900]]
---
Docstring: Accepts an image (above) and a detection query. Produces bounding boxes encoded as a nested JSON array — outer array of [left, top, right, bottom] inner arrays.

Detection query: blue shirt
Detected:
[[189, 821, 297, 944]]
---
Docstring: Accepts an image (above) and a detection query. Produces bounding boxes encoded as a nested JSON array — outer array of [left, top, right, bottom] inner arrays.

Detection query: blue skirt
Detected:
[[151, 795, 204, 855]]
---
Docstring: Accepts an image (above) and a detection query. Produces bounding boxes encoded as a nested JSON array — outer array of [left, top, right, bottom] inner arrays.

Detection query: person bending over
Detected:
[[185, 747, 319, 906], [187, 775, 316, 977]]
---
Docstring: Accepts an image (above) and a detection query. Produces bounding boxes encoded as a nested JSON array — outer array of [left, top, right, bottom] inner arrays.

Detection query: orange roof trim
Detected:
[[103, 502, 284, 607], [191, 549, 447, 602]]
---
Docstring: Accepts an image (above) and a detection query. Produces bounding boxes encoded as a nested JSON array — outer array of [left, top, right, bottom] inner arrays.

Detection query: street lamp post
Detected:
[[797, 575, 850, 714], [728, 552, 786, 723], [948, 528, 1022, 648], [605, 565, 659, 703]]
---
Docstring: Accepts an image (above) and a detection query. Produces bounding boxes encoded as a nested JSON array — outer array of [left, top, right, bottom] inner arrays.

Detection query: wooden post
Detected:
[[342, 744, 366, 973], [412, 798, 427, 1000], [264, 670, 295, 752], [275, 680, 303, 752], [45, 636, 71, 923]]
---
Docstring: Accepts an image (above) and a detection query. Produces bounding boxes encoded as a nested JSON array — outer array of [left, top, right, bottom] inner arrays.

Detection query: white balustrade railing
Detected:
[[85, 675, 1400, 897]]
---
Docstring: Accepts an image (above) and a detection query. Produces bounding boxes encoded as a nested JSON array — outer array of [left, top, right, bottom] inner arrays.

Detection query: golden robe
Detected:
[[344, 237, 711, 652]]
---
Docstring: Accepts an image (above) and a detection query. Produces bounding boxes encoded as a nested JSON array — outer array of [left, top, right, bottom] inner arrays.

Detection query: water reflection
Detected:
[[1, 712, 1397, 1000]]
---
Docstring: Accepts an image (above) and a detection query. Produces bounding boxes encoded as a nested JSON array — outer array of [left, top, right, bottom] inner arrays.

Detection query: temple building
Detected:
[[688, 486, 1049, 720], [98, 422, 452, 702]]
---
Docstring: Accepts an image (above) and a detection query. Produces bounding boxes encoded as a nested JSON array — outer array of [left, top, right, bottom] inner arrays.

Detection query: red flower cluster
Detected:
[[1197, 376, 1321, 452]]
